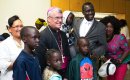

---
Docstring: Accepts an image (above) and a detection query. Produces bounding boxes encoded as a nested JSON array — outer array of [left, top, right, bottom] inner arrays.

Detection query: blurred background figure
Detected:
[[2, 33, 10, 39], [0, 33, 10, 42], [35, 18, 47, 32], [61, 10, 76, 58], [119, 19, 130, 42], [0, 35, 5, 42]]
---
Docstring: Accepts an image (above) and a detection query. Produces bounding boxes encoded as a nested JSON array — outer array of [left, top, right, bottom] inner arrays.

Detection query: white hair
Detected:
[[47, 7, 62, 17]]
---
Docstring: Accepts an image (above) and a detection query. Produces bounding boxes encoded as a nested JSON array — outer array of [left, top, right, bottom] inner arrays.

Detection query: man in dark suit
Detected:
[[73, 2, 107, 80], [35, 7, 70, 79]]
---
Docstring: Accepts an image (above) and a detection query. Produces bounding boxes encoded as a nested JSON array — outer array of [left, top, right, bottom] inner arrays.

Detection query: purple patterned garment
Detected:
[[107, 34, 129, 59]]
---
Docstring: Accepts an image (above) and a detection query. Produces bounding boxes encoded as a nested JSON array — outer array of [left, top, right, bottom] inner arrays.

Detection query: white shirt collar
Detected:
[[83, 18, 94, 24]]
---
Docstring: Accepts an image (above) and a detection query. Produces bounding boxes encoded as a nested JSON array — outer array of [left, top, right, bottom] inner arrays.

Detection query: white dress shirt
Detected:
[[0, 36, 24, 80], [79, 18, 94, 37]]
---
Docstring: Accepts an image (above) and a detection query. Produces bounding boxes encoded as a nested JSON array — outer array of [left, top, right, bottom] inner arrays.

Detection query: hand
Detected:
[[110, 59, 122, 66], [116, 59, 122, 64], [90, 54, 99, 60]]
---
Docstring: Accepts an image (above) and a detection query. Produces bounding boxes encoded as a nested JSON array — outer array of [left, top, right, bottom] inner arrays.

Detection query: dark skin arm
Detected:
[[118, 51, 129, 63], [101, 51, 129, 63], [118, 34, 130, 63], [7, 62, 14, 71]]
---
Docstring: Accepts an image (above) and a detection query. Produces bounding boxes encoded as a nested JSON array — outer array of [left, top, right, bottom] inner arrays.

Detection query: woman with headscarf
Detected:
[[61, 10, 76, 58], [0, 15, 24, 80], [35, 18, 47, 32]]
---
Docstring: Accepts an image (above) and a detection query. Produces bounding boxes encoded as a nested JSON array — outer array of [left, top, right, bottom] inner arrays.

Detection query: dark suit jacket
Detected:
[[73, 18, 107, 56], [35, 26, 70, 73]]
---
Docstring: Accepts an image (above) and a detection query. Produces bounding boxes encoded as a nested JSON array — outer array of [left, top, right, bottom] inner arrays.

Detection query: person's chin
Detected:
[[35, 44, 39, 47], [56, 26, 61, 29], [89, 18, 94, 21], [16, 33, 20, 37], [89, 16, 94, 20], [84, 53, 89, 56], [16, 35, 21, 38], [107, 32, 112, 35]]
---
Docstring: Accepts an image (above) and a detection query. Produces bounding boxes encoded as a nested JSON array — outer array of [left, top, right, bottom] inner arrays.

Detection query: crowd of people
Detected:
[[0, 1, 130, 80]]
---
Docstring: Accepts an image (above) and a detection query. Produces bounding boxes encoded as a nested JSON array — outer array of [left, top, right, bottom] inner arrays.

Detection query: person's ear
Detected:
[[22, 36, 27, 43], [47, 17, 51, 24], [82, 10, 85, 15], [8, 27, 12, 33]]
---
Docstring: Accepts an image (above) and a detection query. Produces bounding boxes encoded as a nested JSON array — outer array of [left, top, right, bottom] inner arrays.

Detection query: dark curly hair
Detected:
[[119, 19, 127, 28], [100, 16, 121, 34]]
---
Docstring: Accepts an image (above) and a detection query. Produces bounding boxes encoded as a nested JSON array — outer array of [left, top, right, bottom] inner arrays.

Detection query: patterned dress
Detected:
[[107, 34, 129, 59], [106, 34, 129, 80]]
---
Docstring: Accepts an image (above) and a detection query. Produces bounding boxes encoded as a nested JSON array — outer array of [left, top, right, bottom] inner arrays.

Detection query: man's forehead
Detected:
[[84, 4, 94, 9], [50, 11, 63, 17]]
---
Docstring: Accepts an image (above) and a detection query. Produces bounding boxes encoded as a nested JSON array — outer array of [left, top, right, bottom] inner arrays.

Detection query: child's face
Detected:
[[25, 28, 40, 50], [78, 39, 89, 56], [48, 52, 62, 70]]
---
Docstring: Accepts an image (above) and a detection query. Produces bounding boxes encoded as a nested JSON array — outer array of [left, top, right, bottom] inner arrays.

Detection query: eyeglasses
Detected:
[[11, 25, 23, 29], [49, 16, 63, 20]]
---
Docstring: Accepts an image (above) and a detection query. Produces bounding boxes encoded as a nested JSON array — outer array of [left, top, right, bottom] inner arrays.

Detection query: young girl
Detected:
[[43, 49, 62, 80]]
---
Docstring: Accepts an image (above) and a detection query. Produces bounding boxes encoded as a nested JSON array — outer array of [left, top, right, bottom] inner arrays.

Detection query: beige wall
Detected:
[[0, 0, 50, 34]]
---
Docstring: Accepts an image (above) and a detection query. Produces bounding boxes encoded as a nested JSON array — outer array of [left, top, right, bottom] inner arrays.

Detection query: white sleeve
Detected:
[[0, 43, 12, 74]]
